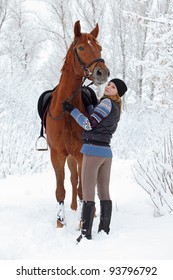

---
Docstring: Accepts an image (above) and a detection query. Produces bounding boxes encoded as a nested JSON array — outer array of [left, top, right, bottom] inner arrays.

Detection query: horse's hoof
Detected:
[[56, 220, 65, 228]]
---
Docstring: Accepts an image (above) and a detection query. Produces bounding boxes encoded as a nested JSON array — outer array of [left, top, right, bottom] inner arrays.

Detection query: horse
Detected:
[[45, 20, 110, 227]]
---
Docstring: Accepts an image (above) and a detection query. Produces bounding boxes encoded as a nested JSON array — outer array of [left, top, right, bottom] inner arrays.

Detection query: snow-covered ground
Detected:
[[0, 159, 173, 260]]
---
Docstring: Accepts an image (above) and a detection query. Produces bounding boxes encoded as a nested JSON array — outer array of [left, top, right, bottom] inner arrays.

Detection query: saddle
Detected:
[[81, 85, 98, 108], [36, 87, 56, 150], [36, 85, 97, 150], [37, 89, 53, 128]]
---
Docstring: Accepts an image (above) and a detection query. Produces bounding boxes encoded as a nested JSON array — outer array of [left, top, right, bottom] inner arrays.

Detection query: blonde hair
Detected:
[[109, 94, 122, 112]]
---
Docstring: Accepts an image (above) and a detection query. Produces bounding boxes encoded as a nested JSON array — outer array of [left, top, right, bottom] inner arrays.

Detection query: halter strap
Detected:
[[73, 47, 105, 75]]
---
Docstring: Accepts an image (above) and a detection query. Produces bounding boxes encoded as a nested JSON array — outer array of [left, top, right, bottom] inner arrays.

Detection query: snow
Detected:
[[0, 4, 173, 276], [0, 159, 173, 260]]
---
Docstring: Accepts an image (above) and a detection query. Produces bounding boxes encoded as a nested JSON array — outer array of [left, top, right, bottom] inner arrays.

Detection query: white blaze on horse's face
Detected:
[[88, 39, 101, 47], [73, 21, 110, 86], [88, 40, 93, 46]]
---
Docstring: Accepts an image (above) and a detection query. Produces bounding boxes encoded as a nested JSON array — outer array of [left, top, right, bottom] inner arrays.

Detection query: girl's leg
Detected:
[[77, 155, 104, 242], [97, 158, 112, 200], [81, 155, 104, 201], [97, 158, 112, 234]]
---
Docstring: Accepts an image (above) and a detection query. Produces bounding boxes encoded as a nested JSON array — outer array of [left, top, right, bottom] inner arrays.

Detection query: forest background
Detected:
[[0, 0, 172, 184]]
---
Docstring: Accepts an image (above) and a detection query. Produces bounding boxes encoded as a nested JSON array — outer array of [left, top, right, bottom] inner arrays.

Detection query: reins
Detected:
[[65, 76, 88, 103], [47, 77, 88, 121]]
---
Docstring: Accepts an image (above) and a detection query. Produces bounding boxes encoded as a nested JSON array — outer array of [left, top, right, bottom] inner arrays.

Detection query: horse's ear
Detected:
[[74, 20, 81, 37], [90, 23, 99, 38]]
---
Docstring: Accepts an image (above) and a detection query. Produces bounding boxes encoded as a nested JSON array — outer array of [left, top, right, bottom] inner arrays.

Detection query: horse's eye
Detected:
[[78, 46, 84, 51]]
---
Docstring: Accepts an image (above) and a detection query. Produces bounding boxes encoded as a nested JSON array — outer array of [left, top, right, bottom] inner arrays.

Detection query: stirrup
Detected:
[[35, 135, 48, 151], [76, 234, 83, 244]]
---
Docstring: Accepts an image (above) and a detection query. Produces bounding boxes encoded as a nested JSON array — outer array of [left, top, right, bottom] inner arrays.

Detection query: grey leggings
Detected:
[[81, 154, 112, 201]]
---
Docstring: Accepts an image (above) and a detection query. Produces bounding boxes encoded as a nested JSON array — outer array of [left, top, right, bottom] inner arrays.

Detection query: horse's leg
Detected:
[[50, 148, 66, 227], [67, 155, 78, 211], [73, 154, 85, 229]]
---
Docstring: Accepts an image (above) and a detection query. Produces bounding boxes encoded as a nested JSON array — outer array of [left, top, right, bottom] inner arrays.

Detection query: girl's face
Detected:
[[104, 82, 118, 96]]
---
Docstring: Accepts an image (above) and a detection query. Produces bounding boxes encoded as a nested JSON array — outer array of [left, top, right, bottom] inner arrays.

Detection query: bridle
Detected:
[[48, 40, 105, 120], [73, 39, 105, 79]]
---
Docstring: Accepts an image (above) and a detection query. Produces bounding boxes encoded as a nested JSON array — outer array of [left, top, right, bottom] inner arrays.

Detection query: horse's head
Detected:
[[73, 21, 110, 86]]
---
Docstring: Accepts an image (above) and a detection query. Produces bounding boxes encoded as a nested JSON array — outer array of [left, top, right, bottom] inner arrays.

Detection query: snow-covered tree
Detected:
[[0, 0, 173, 179], [142, 13, 173, 104], [0, 0, 8, 32], [132, 132, 173, 216]]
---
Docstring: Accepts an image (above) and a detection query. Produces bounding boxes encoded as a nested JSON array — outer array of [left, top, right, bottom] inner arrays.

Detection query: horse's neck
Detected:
[[51, 71, 83, 113], [59, 73, 82, 97]]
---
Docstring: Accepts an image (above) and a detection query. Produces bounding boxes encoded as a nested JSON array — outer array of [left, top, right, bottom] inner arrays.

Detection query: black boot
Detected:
[[98, 200, 112, 234], [77, 201, 95, 243]]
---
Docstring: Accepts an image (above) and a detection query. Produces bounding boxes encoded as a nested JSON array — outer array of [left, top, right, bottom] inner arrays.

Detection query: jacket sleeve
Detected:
[[70, 98, 112, 131], [86, 104, 94, 115]]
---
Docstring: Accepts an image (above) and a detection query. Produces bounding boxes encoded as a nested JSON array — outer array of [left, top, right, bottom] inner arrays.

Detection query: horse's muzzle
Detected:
[[92, 64, 110, 85]]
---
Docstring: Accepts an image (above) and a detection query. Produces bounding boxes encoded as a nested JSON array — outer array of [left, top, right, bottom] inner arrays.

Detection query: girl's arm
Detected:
[[70, 98, 112, 131]]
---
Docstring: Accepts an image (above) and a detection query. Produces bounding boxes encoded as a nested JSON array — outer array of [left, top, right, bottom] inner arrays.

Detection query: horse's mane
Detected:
[[61, 42, 75, 73]]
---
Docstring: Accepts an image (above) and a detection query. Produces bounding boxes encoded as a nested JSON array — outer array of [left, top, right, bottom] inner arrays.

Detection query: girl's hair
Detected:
[[109, 94, 122, 112]]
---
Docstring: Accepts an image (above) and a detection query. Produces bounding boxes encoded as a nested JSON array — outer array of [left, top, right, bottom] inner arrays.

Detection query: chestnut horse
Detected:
[[46, 21, 110, 227]]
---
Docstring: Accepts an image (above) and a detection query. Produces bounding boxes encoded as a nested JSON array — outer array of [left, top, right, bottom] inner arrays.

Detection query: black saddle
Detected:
[[36, 85, 97, 150], [37, 85, 97, 129], [81, 85, 98, 108], [37, 88, 55, 128], [36, 87, 56, 150]]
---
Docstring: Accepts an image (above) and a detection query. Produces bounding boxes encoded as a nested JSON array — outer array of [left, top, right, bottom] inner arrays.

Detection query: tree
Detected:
[[141, 0, 173, 104], [0, 0, 8, 32], [0, 0, 173, 178], [133, 132, 173, 216]]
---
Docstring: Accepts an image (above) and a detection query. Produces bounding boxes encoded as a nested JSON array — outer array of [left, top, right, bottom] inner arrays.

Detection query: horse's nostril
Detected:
[[107, 69, 110, 77], [97, 69, 103, 76]]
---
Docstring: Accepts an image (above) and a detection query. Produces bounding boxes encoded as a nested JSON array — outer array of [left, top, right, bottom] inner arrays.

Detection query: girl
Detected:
[[63, 78, 127, 242]]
